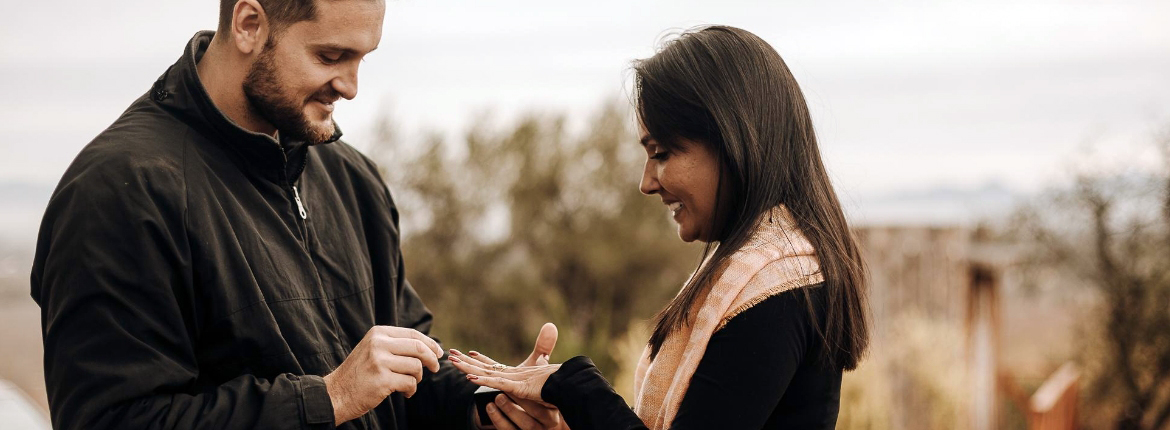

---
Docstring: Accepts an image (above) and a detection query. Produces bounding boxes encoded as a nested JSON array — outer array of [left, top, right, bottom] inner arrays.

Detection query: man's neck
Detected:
[[196, 35, 277, 137]]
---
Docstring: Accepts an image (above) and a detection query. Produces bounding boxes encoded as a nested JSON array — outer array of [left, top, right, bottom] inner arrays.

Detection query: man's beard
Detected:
[[243, 46, 337, 145]]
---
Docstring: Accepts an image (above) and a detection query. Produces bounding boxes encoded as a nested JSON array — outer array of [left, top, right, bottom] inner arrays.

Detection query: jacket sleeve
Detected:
[[31, 160, 335, 430]]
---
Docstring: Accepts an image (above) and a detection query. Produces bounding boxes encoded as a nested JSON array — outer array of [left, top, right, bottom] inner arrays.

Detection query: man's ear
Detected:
[[229, 0, 271, 55]]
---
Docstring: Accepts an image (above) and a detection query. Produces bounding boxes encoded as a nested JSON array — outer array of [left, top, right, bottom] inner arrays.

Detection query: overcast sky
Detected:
[[1, 0, 1168, 228]]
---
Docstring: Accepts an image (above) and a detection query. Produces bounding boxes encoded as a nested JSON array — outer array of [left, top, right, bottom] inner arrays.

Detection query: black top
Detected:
[[542, 284, 840, 429], [30, 31, 475, 430]]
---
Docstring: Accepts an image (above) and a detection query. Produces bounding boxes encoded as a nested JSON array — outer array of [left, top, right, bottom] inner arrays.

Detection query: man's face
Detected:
[[243, 0, 385, 144]]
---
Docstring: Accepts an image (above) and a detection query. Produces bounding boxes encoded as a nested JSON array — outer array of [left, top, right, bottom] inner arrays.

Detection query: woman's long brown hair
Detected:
[[636, 26, 871, 370]]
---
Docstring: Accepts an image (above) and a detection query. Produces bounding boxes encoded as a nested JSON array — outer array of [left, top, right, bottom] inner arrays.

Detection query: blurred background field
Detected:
[[2, 0, 1170, 428]]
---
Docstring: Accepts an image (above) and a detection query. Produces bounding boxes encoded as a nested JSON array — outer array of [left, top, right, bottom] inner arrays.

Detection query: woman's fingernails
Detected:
[[469, 351, 480, 356], [449, 349, 460, 356], [449, 356, 461, 363], [467, 374, 479, 380]]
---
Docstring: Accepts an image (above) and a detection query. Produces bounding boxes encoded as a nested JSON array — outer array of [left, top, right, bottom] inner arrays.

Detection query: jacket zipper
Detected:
[[292, 185, 307, 219]]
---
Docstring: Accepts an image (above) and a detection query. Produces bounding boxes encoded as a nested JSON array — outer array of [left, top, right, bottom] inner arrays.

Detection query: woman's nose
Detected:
[[639, 161, 659, 195]]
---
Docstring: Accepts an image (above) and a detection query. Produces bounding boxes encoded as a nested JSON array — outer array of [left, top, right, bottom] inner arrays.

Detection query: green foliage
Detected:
[[370, 102, 699, 378]]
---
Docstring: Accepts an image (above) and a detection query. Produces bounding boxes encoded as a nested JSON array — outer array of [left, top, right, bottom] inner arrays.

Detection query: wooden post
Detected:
[[967, 263, 1000, 430]]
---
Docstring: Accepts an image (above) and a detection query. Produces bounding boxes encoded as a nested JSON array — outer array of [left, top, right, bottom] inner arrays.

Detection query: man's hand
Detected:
[[466, 323, 570, 429], [478, 393, 570, 430], [324, 326, 444, 425]]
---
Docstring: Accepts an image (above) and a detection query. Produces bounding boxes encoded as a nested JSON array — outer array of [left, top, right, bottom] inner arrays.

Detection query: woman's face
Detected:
[[639, 124, 724, 243]]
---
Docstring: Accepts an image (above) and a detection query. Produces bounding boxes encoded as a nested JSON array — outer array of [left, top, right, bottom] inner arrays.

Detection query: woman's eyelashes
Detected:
[[650, 149, 670, 161]]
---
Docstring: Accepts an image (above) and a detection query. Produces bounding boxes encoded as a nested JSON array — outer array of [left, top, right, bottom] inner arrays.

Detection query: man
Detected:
[[31, 0, 565, 428]]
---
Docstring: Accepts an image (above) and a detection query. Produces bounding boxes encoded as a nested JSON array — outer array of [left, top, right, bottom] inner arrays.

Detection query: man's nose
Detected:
[[332, 67, 359, 100]]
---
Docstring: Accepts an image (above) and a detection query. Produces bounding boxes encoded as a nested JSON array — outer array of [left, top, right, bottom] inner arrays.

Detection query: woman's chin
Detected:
[[676, 225, 700, 243]]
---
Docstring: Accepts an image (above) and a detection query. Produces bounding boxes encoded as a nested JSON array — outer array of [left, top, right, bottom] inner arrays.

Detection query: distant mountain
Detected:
[[0, 179, 1028, 254]]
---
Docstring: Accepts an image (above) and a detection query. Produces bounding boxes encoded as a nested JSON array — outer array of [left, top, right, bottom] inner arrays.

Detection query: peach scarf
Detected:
[[632, 205, 824, 429]]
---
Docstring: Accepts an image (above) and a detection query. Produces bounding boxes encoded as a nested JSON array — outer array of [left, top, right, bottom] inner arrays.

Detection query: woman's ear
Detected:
[[229, 0, 271, 56]]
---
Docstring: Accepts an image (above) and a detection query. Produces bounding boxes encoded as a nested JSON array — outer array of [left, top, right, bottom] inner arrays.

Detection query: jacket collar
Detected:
[[150, 31, 342, 184]]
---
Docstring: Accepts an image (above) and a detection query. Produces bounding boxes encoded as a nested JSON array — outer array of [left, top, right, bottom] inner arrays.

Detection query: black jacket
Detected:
[[542, 285, 842, 430], [30, 31, 476, 430]]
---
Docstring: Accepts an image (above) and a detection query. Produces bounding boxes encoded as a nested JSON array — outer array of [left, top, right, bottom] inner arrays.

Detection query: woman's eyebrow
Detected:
[[640, 135, 652, 147]]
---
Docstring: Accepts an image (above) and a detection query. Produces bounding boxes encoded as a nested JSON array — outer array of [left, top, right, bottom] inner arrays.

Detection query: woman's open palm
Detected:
[[449, 349, 560, 406]]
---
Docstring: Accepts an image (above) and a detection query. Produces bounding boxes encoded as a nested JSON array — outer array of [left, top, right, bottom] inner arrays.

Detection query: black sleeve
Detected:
[[540, 289, 816, 430], [31, 161, 334, 430], [542, 356, 648, 430]]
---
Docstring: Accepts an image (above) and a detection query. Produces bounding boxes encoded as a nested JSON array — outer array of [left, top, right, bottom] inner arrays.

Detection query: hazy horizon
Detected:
[[2, 0, 1168, 236]]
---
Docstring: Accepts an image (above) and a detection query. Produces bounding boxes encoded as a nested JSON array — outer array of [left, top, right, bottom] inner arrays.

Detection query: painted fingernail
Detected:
[[449, 356, 461, 363], [469, 351, 480, 356], [467, 374, 479, 380], [449, 349, 460, 356]]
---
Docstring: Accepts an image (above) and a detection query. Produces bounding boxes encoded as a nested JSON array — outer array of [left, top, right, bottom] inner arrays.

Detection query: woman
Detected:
[[450, 25, 870, 430]]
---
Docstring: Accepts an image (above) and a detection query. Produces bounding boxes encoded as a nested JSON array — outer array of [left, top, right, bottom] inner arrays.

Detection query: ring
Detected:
[[491, 363, 507, 371]]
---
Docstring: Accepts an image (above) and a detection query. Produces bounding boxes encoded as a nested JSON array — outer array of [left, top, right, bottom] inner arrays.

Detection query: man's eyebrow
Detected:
[[312, 43, 378, 55]]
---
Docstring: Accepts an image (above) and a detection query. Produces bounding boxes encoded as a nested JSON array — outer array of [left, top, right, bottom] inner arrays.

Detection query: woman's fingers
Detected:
[[448, 355, 493, 376], [468, 350, 502, 366], [466, 374, 539, 401], [451, 357, 550, 382], [450, 349, 495, 369], [449, 350, 529, 374]]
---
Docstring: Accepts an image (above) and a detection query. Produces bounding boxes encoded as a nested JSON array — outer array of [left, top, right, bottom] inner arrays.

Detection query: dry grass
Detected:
[[0, 295, 47, 416]]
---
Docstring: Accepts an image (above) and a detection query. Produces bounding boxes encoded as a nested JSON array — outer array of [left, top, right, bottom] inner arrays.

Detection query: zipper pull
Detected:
[[292, 185, 308, 219]]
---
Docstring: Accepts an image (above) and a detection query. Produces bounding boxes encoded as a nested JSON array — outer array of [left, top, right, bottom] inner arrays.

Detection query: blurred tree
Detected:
[[368, 102, 699, 379], [1013, 126, 1170, 430]]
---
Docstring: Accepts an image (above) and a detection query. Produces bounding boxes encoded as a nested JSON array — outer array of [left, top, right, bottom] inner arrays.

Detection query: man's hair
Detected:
[[218, 0, 318, 39]]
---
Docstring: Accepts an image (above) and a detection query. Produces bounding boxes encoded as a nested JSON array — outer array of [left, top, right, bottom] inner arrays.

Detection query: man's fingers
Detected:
[[522, 323, 558, 367], [382, 354, 425, 383], [514, 398, 560, 428], [494, 395, 542, 430], [486, 403, 519, 430], [384, 338, 441, 373], [388, 372, 419, 398], [376, 326, 443, 359]]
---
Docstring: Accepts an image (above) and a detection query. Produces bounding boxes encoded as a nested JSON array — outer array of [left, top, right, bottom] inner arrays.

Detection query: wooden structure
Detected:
[[1028, 363, 1080, 430], [966, 263, 1000, 430]]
